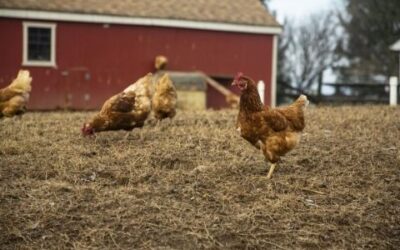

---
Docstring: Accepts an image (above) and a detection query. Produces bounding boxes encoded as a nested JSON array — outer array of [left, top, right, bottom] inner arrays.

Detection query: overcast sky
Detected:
[[268, 0, 343, 84], [268, 0, 343, 22]]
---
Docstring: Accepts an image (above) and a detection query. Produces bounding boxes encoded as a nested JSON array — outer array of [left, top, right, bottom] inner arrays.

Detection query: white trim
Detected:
[[23, 21, 56, 67], [2, 9, 282, 35], [390, 39, 400, 51], [257, 80, 265, 104], [270, 35, 278, 107]]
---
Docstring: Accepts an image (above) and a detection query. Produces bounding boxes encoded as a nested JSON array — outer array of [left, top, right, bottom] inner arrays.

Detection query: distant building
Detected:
[[0, 0, 281, 109]]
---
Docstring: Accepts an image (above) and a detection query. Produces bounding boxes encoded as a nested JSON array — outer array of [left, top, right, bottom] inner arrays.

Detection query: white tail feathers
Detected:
[[297, 94, 309, 108], [124, 73, 153, 93], [9, 70, 32, 93]]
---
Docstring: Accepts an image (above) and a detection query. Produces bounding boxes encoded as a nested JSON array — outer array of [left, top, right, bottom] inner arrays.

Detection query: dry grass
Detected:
[[0, 106, 399, 249]]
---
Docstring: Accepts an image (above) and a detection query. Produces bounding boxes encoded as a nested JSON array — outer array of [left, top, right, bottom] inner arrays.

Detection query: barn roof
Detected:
[[0, 0, 280, 27]]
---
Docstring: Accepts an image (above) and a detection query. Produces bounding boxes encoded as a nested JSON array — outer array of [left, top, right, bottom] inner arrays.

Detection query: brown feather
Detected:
[[235, 75, 307, 164], [152, 73, 177, 120], [84, 74, 154, 135], [0, 70, 32, 118]]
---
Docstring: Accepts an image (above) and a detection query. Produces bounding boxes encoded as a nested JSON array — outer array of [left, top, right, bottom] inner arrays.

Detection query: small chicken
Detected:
[[81, 73, 153, 136], [152, 73, 177, 120], [0, 70, 32, 119], [232, 72, 308, 179]]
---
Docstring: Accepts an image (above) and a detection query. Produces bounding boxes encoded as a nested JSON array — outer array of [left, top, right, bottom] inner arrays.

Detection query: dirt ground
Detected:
[[0, 106, 399, 249]]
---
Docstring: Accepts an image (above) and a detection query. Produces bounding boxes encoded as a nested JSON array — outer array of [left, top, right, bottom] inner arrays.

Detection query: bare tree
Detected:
[[259, 0, 270, 7], [277, 18, 293, 85], [282, 12, 341, 91], [336, 0, 400, 83]]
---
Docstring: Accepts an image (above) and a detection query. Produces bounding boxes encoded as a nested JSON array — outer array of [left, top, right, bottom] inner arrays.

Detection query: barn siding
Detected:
[[0, 17, 274, 109]]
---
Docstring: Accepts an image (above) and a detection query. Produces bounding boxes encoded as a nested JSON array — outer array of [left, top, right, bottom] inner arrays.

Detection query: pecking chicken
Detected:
[[0, 70, 32, 119], [152, 73, 177, 120], [81, 73, 154, 136], [232, 72, 308, 179]]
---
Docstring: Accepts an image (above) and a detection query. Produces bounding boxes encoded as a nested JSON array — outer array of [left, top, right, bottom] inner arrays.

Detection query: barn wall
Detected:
[[0, 17, 274, 109]]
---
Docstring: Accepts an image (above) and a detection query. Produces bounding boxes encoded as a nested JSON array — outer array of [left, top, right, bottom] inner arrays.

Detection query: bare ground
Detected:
[[0, 106, 399, 249]]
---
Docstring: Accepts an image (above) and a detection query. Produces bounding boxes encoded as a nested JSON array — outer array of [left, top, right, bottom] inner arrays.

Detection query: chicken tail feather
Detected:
[[295, 94, 309, 109], [9, 70, 32, 93]]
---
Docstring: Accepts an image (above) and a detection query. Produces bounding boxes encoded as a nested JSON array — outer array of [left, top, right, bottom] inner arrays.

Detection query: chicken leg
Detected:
[[266, 163, 276, 179], [259, 141, 274, 178], [124, 132, 130, 140]]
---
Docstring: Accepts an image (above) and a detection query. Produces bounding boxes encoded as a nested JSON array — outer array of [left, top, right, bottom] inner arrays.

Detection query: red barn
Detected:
[[0, 0, 281, 110]]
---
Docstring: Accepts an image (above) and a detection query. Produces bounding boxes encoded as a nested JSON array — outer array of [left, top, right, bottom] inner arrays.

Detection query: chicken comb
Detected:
[[235, 72, 244, 81]]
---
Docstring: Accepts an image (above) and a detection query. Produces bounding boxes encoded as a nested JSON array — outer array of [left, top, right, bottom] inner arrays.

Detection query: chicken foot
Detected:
[[266, 163, 276, 179], [124, 132, 130, 140], [259, 140, 277, 179]]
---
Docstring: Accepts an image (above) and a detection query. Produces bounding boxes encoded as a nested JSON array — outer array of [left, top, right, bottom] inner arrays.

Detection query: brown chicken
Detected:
[[82, 73, 153, 136], [232, 72, 308, 179], [152, 73, 177, 120], [0, 70, 32, 118]]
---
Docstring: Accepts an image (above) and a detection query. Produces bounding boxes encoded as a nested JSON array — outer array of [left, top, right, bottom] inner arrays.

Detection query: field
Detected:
[[0, 106, 399, 249]]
